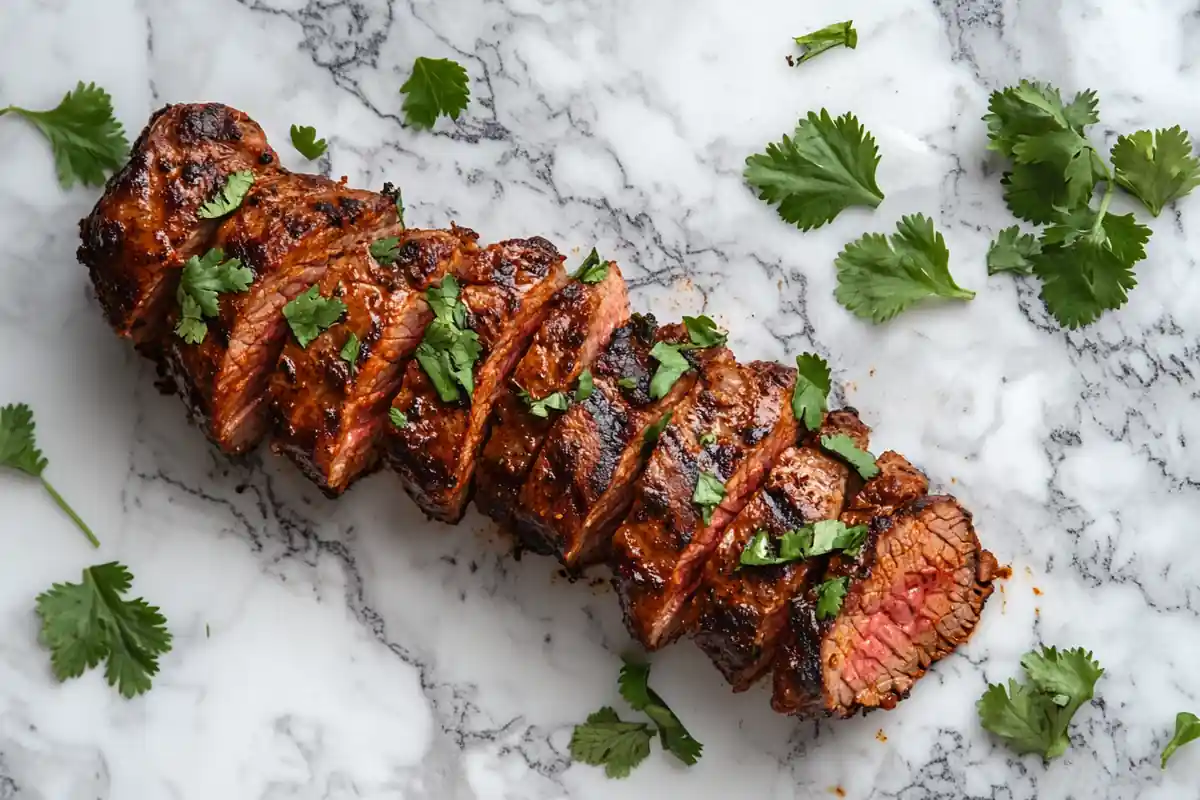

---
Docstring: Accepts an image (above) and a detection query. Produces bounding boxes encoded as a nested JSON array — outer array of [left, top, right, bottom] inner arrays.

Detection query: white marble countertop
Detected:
[[3, 1, 1200, 798]]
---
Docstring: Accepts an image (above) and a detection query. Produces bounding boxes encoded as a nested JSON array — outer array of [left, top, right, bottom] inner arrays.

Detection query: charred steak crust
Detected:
[[772, 495, 998, 717], [688, 409, 870, 690], [513, 318, 700, 568], [78, 103, 280, 341], [612, 355, 799, 650], [385, 236, 568, 523], [270, 227, 480, 494], [475, 266, 630, 525]]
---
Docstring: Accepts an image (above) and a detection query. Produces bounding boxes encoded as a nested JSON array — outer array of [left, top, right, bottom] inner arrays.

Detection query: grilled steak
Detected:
[[270, 227, 480, 493], [78, 103, 280, 342], [384, 237, 568, 523], [687, 409, 869, 690], [164, 173, 398, 454], [475, 266, 630, 525], [840, 450, 931, 527], [514, 315, 704, 567], [612, 354, 798, 649], [772, 483, 997, 716]]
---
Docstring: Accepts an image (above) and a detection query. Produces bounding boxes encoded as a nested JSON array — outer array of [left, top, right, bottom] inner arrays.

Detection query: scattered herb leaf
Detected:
[[987, 226, 1042, 275], [642, 411, 672, 451], [1111, 127, 1200, 217], [791, 352, 830, 430], [400, 57, 470, 130], [414, 276, 480, 403], [576, 369, 594, 402], [570, 707, 652, 779], [389, 408, 408, 429], [739, 520, 867, 567], [648, 342, 691, 400], [35, 562, 172, 698], [173, 247, 253, 344], [1162, 712, 1200, 769], [618, 659, 704, 766], [340, 332, 361, 371], [197, 169, 254, 219], [792, 21, 857, 65], [618, 376, 638, 390], [283, 285, 347, 348], [289, 124, 327, 160], [820, 433, 879, 479], [681, 315, 728, 350], [370, 236, 401, 265], [573, 248, 611, 284], [815, 576, 849, 620], [519, 389, 570, 419], [692, 471, 726, 526]]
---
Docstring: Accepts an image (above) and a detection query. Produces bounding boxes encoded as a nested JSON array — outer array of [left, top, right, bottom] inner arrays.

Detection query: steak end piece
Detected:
[[78, 103, 280, 342], [612, 354, 800, 650], [385, 236, 568, 523], [270, 227, 480, 494], [771, 495, 998, 717], [688, 409, 869, 690]]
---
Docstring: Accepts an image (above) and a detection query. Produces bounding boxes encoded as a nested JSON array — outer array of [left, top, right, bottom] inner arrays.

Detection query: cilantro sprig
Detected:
[[978, 645, 1104, 759], [401, 57, 470, 130], [174, 247, 253, 344], [289, 124, 327, 160], [792, 21, 857, 66], [570, 659, 702, 779], [1162, 712, 1200, 769], [414, 276, 481, 403], [745, 110, 883, 231], [36, 562, 172, 698], [283, 285, 347, 348], [791, 352, 830, 431], [739, 519, 867, 568], [1, 82, 129, 188], [984, 81, 1198, 328], [815, 576, 849, 620], [820, 433, 879, 479], [834, 214, 975, 323], [647, 315, 728, 399], [1, 403, 99, 547]]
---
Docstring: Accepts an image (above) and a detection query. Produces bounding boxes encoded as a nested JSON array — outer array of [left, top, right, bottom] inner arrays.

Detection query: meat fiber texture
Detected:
[[80, 102, 1001, 721]]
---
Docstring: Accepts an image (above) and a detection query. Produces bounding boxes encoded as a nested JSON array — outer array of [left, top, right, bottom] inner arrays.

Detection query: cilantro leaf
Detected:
[[415, 277, 479, 403], [745, 110, 884, 231], [289, 124, 327, 160], [681, 315, 728, 349], [283, 284, 347, 348], [35, 562, 171, 698], [618, 660, 704, 766], [519, 389, 569, 419], [173, 247, 253, 344], [575, 369, 594, 402], [820, 434, 879, 479], [1162, 712, 1200, 769], [834, 214, 974, 323], [791, 352, 830, 430], [570, 707, 653, 779], [648, 342, 692, 400], [573, 248, 611, 284], [2, 403, 99, 547], [1001, 161, 1076, 224], [699, 431, 717, 447], [792, 21, 857, 65], [692, 471, 726, 526], [198, 170, 254, 219], [400, 57, 470, 130], [815, 576, 849, 620], [340, 332, 361, 372], [389, 408, 408, 429], [642, 411, 672, 452], [1033, 242, 1137, 329], [1010, 128, 1098, 210], [618, 376, 638, 390], [738, 520, 866, 567], [978, 645, 1103, 759], [985, 81, 1099, 160], [370, 236, 401, 265], [1111, 127, 1200, 216], [987, 226, 1042, 275], [807, 519, 868, 557], [1, 82, 128, 188]]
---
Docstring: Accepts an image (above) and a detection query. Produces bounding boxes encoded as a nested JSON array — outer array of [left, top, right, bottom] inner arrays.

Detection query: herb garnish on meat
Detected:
[[283, 284, 348, 348], [692, 471, 726, 525], [791, 352, 830, 430], [198, 169, 254, 219], [819, 433, 879, 479], [414, 276, 481, 403], [573, 248, 611, 284], [174, 247, 253, 344], [740, 520, 868, 567]]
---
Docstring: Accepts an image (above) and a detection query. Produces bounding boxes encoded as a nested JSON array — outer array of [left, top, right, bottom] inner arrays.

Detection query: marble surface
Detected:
[[2, 0, 1200, 797]]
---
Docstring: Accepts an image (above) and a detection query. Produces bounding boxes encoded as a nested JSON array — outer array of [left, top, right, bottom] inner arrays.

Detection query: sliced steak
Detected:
[[612, 354, 798, 650], [687, 410, 869, 690], [513, 316, 703, 568], [772, 491, 997, 717], [164, 173, 398, 454], [840, 450, 931, 527], [269, 227, 480, 494], [475, 266, 630, 525], [78, 103, 280, 341], [384, 236, 568, 523]]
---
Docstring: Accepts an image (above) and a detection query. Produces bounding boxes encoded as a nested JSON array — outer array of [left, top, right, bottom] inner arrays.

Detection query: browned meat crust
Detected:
[[687, 410, 869, 690], [270, 227, 480, 494], [384, 237, 568, 523], [513, 316, 700, 568], [78, 103, 280, 341], [772, 491, 997, 717], [612, 353, 799, 649], [475, 266, 630, 525]]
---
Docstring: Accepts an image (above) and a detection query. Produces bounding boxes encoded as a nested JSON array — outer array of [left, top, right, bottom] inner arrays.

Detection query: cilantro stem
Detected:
[[40, 477, 100, 548]]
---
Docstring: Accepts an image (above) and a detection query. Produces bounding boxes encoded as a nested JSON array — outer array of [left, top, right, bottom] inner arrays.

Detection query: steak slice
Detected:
[[269, 227, 480, 494], [612, 354, 799, 650], [772, 492, 998, 717], [164, 173, 398, 454], [513, 315, 704, 568], [687, 409, 869, 690], [78, 103, 280, 341], [384, 236, 568, 523], [474, 266, 630, 525]]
